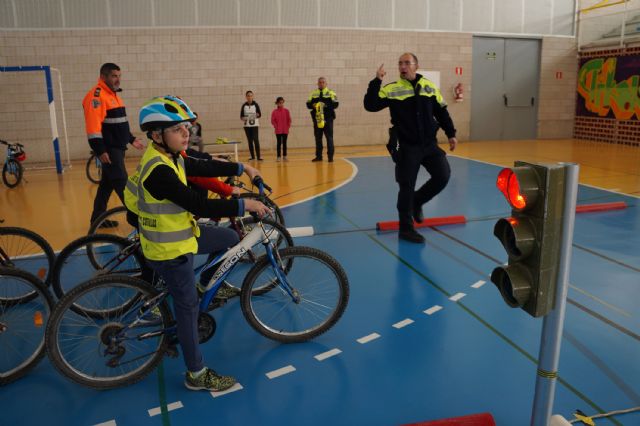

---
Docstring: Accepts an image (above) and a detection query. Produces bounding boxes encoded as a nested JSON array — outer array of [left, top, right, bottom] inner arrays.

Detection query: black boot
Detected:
[[398, 228, 425, 244]]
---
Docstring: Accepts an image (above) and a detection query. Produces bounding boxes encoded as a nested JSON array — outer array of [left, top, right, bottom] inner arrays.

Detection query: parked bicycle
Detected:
[[0, 220, 55, 294], [46, 211, 349, 389], [0, 266, 54, 385], [1, 139, 26, 188], [85, 151, 102, 184]]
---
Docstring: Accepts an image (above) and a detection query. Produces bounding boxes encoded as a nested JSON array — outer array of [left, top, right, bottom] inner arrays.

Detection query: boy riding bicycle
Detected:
[[124, 95, 269, 392]]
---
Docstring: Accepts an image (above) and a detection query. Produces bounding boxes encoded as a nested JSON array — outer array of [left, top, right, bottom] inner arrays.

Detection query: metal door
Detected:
[[471, 37, 504, 140], [471, 37, 541, 140]]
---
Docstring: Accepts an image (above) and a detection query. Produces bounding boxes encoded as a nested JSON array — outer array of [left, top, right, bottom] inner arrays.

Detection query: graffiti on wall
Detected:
[[577, 56, 640, 120]]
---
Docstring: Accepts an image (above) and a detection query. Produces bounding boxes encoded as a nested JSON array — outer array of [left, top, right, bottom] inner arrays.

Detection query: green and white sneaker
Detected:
[[215, 282, 241, 299], [185, 367, 236, 392]]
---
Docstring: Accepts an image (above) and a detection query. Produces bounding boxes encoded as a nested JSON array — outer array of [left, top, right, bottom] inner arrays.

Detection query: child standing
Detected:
[[271, 97, 292, 161], [240, 91, 262, 161]]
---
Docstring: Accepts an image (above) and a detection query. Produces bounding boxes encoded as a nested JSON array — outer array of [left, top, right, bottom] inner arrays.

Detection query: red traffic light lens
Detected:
[[497, 168, 527, 209]]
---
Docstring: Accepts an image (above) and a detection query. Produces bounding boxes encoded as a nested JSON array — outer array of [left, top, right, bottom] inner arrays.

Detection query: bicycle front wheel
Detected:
[[85, 154, 101, 184], [46, 274, 171, 389], [2, 159, 23, 188], [240, 246, 349, 343], [0, 267, 54, 385], [0, 226, 55, 288]]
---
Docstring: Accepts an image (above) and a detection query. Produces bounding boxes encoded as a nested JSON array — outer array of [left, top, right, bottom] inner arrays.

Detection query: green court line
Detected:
[[368, 234, 619, 425], [157, 361, 171, 426], [311, 195, 618, 423]]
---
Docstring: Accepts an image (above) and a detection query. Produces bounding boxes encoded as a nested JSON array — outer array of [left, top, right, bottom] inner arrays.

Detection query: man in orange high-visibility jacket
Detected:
[[82, 62, 144, 227]]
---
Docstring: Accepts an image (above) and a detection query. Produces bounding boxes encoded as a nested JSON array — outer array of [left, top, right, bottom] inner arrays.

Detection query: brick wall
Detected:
[[0, 27, 576, 163], [574, 46, 640, 147]]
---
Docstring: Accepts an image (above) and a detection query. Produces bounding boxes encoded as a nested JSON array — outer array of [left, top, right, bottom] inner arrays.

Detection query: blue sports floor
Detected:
[[2, 155, 639, 425]]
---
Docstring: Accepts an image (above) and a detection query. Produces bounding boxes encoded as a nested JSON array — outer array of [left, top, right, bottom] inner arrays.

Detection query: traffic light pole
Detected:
[[531, 163, 580, 426]]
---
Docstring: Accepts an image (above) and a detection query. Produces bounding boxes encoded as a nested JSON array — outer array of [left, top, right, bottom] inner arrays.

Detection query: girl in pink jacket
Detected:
[[271, 97, 292, 161]]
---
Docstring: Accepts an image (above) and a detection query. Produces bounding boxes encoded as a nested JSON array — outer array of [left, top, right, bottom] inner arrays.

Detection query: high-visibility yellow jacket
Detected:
[[125, 145, 199, 261], [363, 74, 456, 146]]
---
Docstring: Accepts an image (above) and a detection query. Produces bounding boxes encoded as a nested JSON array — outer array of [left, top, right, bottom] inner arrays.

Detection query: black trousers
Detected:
[[313, 120, 334, 160], [90, 148, 127, 224], [395, 144, 451, 231], [244, 127, 261, 159], [276, 134, 288, 157]]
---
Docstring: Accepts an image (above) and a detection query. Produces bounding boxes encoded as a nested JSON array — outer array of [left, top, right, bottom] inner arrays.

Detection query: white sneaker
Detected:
[[283, 157, 288, 162], [276, 157, 281, 162]]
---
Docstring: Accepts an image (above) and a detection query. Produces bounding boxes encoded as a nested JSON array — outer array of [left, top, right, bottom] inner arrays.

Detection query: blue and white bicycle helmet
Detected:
[[139, 95, 196, 132]]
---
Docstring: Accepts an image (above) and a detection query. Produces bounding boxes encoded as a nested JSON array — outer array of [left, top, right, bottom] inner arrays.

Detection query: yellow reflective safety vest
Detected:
[[379, 76, 446, 106], [124, 145, 199, 261]]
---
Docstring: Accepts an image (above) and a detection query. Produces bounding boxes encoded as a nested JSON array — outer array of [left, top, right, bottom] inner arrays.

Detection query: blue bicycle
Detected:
[[46, 209, 349, 389], [1, 139, 26, 188]]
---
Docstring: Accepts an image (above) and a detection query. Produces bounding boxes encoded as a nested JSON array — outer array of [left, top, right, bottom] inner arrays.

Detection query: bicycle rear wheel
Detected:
[[0, 226, 55, 288], [218, 218, 294, 293], [85, 154, 101, 184], [0, 267, 54, 385], [88, 206, 136, 238], [46, 274, 171, 389], [52, 234, 143, 305], [240, 246, 349, 343], [2, 159, 23, 188]]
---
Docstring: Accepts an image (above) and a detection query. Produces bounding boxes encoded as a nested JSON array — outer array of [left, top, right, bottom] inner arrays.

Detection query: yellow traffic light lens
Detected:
[[497, 168, 527, 209]]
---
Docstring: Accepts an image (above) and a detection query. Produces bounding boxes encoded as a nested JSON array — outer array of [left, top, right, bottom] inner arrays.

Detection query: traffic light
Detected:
[[491, 161, 567, 317]]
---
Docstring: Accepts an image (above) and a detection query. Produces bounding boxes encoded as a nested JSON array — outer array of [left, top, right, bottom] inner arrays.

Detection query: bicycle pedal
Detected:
[[165, 345, 180, 358], [206, 298, 226, 311]]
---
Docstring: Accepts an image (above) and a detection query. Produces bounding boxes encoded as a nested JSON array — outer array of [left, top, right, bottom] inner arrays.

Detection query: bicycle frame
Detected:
[[113, 218, 294, 348]]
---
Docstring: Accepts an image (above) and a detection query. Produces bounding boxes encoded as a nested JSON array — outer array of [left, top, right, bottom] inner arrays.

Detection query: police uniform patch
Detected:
[[92, 99, 101, 109], [93, 87, 101, 97]]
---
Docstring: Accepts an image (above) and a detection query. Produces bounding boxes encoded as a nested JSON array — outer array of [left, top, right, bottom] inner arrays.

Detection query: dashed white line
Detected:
[[392, 318, 414, 329], [471, 280, 486, 289], [94, 421, 117, 426], [424, 305, 443, 315], [148, 401, 183, 417], [314, 348, 342, 361], [357, 333, 381, 344], [449, 292, 466, 302], [266, 365, 296, 379], [211, 383, 244, 398]]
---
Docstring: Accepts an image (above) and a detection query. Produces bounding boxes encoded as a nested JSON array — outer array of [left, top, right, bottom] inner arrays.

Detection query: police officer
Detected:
[[83, 63, 144, 226], [306, 77, 339, 162], [364, 53, 458, 243]]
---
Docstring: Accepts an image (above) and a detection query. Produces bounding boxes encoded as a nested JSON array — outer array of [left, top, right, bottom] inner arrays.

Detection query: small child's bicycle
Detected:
[[1, 139, 26, 188]]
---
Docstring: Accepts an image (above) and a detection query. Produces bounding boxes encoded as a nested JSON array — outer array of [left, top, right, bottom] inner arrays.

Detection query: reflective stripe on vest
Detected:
[[103, 116, 129, 124], [140, 226, 194, 243], [380, 77, 446, 106]]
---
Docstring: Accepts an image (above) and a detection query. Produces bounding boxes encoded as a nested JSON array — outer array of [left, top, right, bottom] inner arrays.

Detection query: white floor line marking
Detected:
[[266, 365, 296, 379], [314, 348, 342, 361], [424, 305, 443, 315], [211, 383, 244, 398], [148, 401, 183, 417], [449, 292, 466, 302], [471, 280, 486, 289], [357, 333, 381, 344], [392, 318, 414, 329], [94, 421, 117, 426]]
